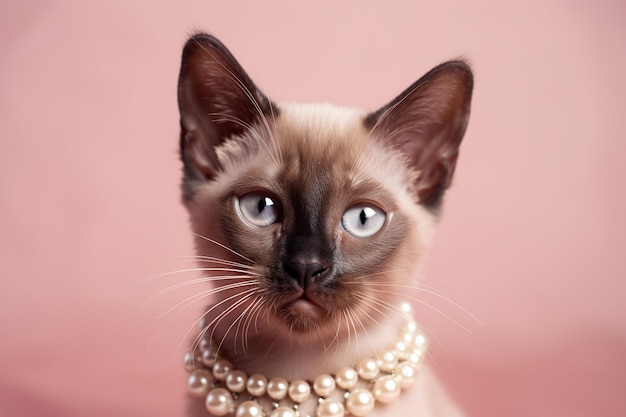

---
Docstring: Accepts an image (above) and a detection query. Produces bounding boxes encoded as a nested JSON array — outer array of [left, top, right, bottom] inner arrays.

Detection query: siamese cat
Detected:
[[177, 33, 472, 417]]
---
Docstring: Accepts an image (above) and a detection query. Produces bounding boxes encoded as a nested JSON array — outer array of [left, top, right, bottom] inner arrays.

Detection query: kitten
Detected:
[[177, 33, 472, 417]]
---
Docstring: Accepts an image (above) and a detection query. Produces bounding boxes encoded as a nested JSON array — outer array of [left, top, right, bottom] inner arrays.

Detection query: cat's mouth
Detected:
[[278, 289, 328, 327], [287, 294, 323, 316]]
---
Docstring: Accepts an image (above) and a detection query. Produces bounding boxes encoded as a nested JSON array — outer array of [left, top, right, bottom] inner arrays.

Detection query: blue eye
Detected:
[[238, 192, 280, 227], [341, 204, 386, 237]]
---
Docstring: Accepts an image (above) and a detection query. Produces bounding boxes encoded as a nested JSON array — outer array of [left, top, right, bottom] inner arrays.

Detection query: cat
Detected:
[[177, 33, 472, 417]]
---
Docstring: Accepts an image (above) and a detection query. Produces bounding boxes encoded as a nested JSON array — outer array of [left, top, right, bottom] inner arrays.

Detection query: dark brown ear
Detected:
[[178, 33, 275, 196], [365, 61, 473, 209]]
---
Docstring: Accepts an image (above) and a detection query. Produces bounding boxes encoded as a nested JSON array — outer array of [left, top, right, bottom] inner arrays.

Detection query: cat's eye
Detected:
[[237, 192, 281, 227], [341, 204, 386, 237]]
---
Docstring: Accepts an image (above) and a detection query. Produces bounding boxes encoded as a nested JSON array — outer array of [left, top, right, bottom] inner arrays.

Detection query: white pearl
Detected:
[[187, 369, 213, 397], [356, 357, 379, 380], [372, 375, 401, 403], [399, 302, 413, 315], [403, 320, 417, 335], [202, 348, 217, 367], [236, 400, 264, 417], [335, 366, 358, 389], [394, 340, 410, 360], [270, 406, 297, 417], [226, 369, 248, 393], [377, 349, 398, 372], [183, 351, 203, 371], [414, 333, 427, 348], [246, 373, 268, 397], [407, 348, 423, 366], [198, 336, 216, 353], [316, 398, 345, 417], [345, 389, 375, 416], [401, 331, 415, 345], [212, 359, 233, 381], [205, 388, 234, 416], [288, 380, 311, 403], [395, 362, 418, 389], [313, 374, 336, 397], [267, 377, 289, 400]]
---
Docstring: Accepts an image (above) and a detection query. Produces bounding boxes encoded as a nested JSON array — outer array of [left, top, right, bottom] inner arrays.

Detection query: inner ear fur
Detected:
[[365, 61, 473, 209]]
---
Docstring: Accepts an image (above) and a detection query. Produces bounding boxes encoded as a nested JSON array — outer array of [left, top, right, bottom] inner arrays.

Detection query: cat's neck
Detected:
[[203, 304, 409, 381]]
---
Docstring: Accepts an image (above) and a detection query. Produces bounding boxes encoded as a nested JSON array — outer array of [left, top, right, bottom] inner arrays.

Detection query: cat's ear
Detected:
[[366, 61, 473, 209], [177, 33, 274, 186]]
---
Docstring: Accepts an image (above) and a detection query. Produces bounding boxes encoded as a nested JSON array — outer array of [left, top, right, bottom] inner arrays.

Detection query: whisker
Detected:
[[352, 302, 381, 357], [145, 274, 257, 307], [148, 279, 256, 356], [186, 288, 258, 356], [192, 232, 254, 263], [346, 309, 360, 357], [159, 280, 258, 320], [241, 296, 267, 354], [213, 292, 259, 355], [347, 281, 483, 325], [356, 287, 473, 333], [177, 255, 256, 270], [230, 293, 266, 355]]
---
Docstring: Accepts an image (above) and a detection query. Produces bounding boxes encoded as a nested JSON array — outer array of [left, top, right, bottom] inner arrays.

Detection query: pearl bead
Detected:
[[288, 380, 311, 403], [267, 377, 289, 400], [202, 348, 217, 367], [394, 340, 410, 360], [401, 331, 415, 345], [407, 348, 423, 366], [316, 398, 345, 417], [199, 336, 216, 353], [377, 349, 398, 372], [372, 375, 401, 403], [226, 369, 248, 393], [403, 320, 417, 335], [399, 302, 413, 315], [345, 389, 375, 416], [236, 400, 264, 417], [356, 357, 379, 380], [212, 359, 233, 381], [335, 366, 358, 389], [313, 374, 336, 397], [246, 373, 268, 397], [395, 362, 417, 389], [183, 351, 203, 371], [270, 406, 297, 417], [187, 369, 213, 397], [414, 333, 427, 348], [205, 388, 234, 416]]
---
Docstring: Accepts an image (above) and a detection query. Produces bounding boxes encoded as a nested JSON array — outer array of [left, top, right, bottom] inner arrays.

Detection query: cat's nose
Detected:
[[284, 260, 329, 288]]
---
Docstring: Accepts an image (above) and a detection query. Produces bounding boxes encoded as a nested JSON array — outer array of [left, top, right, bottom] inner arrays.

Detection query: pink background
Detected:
[[1, 1, 624, 416]]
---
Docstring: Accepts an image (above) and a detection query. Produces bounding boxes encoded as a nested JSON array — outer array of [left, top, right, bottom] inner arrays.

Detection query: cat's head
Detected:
[[177, 34, 472, 342]]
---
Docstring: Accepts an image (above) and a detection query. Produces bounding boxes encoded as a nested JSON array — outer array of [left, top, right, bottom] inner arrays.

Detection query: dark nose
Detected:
[[284, 260, 329, 288]]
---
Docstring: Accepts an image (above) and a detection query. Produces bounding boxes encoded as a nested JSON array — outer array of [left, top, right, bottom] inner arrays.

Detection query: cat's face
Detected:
[[177, 34, 472, 343]]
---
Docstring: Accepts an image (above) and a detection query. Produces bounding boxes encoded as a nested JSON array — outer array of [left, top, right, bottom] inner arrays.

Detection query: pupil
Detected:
[[257, 198, 267, 213], [359, 209, 367, 225]]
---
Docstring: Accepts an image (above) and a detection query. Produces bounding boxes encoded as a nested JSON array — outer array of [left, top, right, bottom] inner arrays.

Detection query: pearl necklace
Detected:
[[184, 303, 426, 417]]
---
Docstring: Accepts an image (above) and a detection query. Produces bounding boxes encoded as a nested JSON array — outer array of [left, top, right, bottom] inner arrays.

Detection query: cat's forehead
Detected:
[[213, 102, 412, 206], [275, 103, 368, 154]]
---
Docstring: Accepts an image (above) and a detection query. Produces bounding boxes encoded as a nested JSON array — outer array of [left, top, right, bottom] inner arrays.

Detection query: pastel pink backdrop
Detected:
[[1, 1, 624, 416]]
